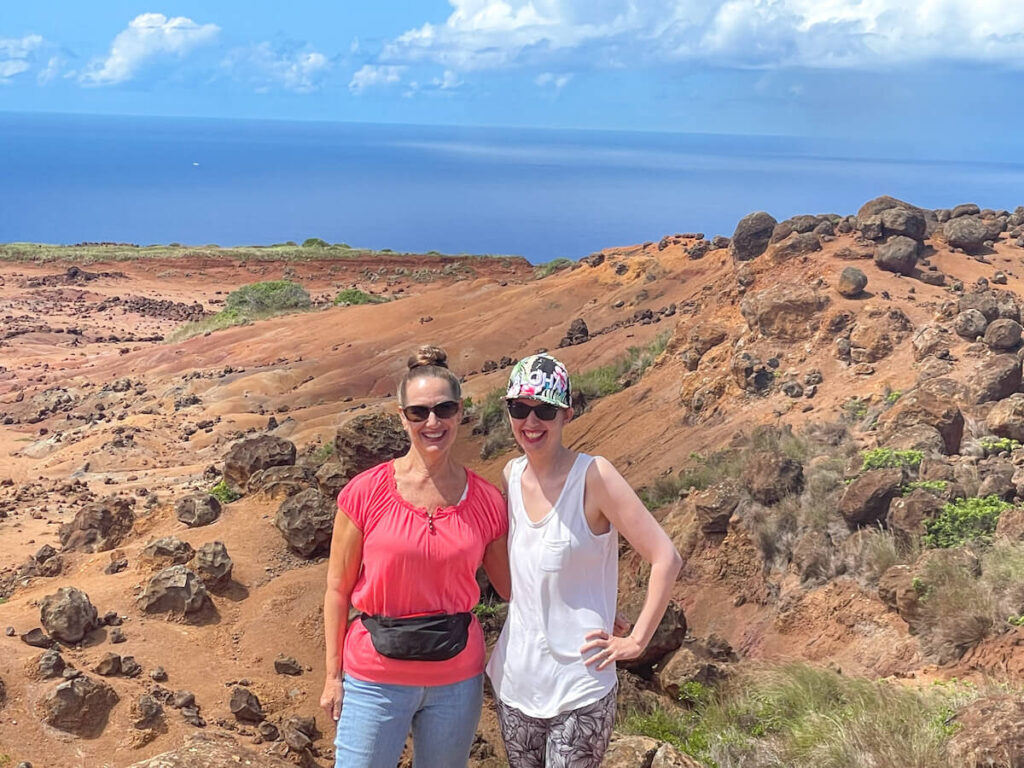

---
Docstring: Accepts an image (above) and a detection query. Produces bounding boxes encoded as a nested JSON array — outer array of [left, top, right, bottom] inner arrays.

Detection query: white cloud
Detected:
[[224, 43, 330, 93], [81, 13, 219, 85], [0, 34, 43, 82], [349, 64, 405, 93], [535, 71, 572, 89], [37, 56, 64, 84], [379, 0, 1024, 71], [434, 69, 463, 89]]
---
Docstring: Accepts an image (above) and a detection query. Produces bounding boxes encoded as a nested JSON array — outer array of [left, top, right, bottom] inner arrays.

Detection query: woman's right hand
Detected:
[[320, 676, 344, 722]]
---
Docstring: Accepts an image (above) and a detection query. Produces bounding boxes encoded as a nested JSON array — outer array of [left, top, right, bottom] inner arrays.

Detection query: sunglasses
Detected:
[[402, 400, 461, 423], [506, 400, 561, 421]]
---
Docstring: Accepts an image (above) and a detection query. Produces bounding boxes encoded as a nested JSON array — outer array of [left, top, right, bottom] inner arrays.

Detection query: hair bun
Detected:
[[408, 345, 448, 370]]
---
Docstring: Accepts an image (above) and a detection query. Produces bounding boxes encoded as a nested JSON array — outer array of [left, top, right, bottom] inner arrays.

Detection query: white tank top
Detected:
[[486, 453, 618, 718]]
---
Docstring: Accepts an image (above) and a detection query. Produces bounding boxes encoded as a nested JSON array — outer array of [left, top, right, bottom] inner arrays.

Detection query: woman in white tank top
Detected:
[[486, 353, 683, 768]]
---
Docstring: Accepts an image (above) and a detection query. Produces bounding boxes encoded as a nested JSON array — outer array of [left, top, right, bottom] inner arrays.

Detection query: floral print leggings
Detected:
[[496, 687, 617, 768]]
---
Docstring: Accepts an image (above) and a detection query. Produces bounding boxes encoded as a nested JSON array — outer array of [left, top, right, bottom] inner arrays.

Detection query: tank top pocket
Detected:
[[540, 538, 570, 571]]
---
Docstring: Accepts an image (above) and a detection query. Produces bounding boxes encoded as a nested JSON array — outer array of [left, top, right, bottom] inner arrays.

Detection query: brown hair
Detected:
[[399, 345, 462, 405]]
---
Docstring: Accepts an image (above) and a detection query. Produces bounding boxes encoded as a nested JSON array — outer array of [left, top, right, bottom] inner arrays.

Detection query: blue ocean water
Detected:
[[2, 112, 1023, 263]]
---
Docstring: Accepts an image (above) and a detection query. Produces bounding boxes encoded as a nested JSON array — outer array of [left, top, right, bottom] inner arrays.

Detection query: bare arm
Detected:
[[320, 506, 363, 721], [581, 456, 682, 669], [483, 534, 511, 601]]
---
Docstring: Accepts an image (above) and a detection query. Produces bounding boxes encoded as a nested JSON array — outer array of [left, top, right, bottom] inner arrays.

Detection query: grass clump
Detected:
[[302, 237, 329, 248], [622, 663, 976, 767], [209, 480, 242, 504], [472, 388, 515, 460], [534, 257, 573, 278], [923, 495, 1011, 549], [574, 332, 671, 403], [333, 288, 388, 306], [860, 447, 923, 472], [309, 441, 335, 467]]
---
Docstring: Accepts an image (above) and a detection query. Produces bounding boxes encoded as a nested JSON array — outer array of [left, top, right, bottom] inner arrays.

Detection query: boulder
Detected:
[[333, 412, 410, 485], [175, 494, 221, 528], [954, 309, 989, 339], [315, 461, 349, 501], [229, 686, 264, 723], [951, 203, 981, 219], [125, 732, 296, 768], [657, 646, 722, 701], [691, 484, 740, 534], [876, 389, 964, 455], [984, 319, 1023, 351], [281, 715, 319, 752], [141, 537, 195, 566], [987, 394, 1024, 442], [38, 649, 66, 678], [837, 267, 867, 298], [838, 469, 903, 528], [959, 290, 1000, 322], [741, 452, 804, 506], [874, 236, 919, 275], [911, 324, 952, 361], [978, 459, 1016, 500], [970, 355, 1022, 405], [193, 541, 233, 588], [223, 435, 296, 493], [944, 216, 990, 253], [94, 652, 122, 676], [888, 489, 943, 543], [603, 736, 659, 767], [947, 695, 1024, 767], [739, 285, 829, 341], [688, 323, 727, 356], [880, 206, 927, 241], [275, 488, 336, 557], [246, 465, 314, 500], [619, 602, 686, 670], [132, 693, 164, 730], [40, 587, 99, 644], [274, 655, 303, 676], [38, 675, 119, 737], [138, 565, 208, 616], [885, 424, 946, 455], [770, 232, 822, 261], [730, 211, 777, 261], [877, 565, 924, 630], [996, 507, 1024, 541], [59, 496, 135, 553], [559, 318, 590, 347]]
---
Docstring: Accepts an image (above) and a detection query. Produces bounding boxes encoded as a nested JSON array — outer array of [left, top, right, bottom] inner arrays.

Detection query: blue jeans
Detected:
[[334, 673, 483, 768]]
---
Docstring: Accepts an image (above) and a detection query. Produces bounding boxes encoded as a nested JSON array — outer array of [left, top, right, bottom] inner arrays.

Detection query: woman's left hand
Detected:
[[580, 629, 644, 670]]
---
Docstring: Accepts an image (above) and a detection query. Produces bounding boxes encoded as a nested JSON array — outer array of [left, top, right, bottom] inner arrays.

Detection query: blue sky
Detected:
[[2, 1, 1024, 145]]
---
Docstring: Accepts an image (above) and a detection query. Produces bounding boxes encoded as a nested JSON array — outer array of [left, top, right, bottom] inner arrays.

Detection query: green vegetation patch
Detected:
[[622, 663, 975, 767], [860, 447, 923, 472], [573, 331, 671, 402], [209, 480, 242, 504], [923, 495, 1011, 548], [903, 480, 949, 496], [979, 436, 1022, 454], [534, 257, 573, 279], [333, 288, 389, 306], [170, 280, 312, 341]]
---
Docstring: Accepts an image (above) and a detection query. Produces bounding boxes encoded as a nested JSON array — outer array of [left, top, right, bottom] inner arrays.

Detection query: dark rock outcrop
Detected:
[[730, 211, 777, 262], [275, 488, 336, 557], [138, 565, 208, 616], [223, 436, 297, 493], [38, 675, 119, 737], [59, 497, 135, 553], [40, 587, 99, 644]]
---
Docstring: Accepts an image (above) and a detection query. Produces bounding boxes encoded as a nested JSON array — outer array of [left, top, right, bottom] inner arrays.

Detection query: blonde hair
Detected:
[[399, 345, 462, 405]]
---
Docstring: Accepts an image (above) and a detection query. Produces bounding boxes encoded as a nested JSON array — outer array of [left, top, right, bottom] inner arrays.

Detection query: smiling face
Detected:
[[399, 375, 462, 459], [507, 397, 572, 454]]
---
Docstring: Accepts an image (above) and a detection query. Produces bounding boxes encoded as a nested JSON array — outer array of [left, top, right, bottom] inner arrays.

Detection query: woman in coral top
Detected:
[[320, 346, 509, 768]]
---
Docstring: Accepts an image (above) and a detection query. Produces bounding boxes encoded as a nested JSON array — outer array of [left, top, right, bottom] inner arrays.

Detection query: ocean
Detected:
[[2, 112, 1023, 263]]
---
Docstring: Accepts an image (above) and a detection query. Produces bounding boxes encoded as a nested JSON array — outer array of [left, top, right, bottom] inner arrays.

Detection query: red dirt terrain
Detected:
[[3, 200, 1024, 766]]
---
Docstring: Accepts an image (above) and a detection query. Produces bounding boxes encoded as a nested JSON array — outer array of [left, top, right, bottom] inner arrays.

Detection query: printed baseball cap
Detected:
[[504, 353, 571, 409]]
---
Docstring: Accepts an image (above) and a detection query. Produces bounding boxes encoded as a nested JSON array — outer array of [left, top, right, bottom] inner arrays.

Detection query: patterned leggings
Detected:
[[496, 687, 617, 768]]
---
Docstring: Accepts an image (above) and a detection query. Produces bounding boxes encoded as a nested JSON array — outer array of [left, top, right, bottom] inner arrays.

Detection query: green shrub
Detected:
[[979, 436, 1022, 454], [885, 389, 902, 405], [923, 495, 1011, 548], [638, 473, 688, 510], [209, 480, 241, 504], [334, 288, 388, 306], [842, 397, 869, 422], [302, 237, 329, 248], [473, 388, 515, 460], [860, 448, 923, 472], [225, 280, 311, 315], [573, 332, 670, 404], [309, 441, 335, 466]]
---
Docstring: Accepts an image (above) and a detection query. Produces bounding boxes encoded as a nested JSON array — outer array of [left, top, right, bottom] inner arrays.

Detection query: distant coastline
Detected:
[[2, 112, 1023, 263]]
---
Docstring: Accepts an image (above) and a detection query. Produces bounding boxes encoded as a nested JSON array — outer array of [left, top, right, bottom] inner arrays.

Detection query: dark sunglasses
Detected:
[[402, 400, 461, 423], [506, 400, 561, 421]]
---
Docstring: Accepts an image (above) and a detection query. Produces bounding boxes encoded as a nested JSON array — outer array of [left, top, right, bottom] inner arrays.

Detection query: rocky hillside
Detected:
[[2, 199, 1024, 767]]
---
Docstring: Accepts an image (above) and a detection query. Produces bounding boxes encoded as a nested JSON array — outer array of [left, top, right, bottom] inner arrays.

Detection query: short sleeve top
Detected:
[[337, 460, 507, 686]]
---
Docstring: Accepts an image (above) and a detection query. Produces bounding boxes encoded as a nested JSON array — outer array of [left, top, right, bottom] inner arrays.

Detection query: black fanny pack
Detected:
[[359, 612, 473, 661]]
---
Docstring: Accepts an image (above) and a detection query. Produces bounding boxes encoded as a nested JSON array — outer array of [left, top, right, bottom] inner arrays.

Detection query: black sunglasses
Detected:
[[402, 400, 461, 423], [506, 400, 561, 421]]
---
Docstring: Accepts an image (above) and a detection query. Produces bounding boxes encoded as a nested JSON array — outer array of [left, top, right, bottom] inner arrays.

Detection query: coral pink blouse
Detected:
[[338, 461, 507, 686]]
